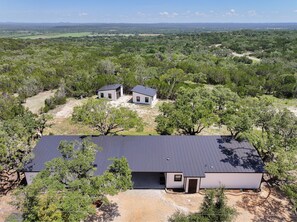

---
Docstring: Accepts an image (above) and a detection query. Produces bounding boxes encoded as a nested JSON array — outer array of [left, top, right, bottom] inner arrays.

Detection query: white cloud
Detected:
[[226, 9, 237, 16], [294, 10, 297, 13], [79, 12, 88, 17], [159, 11, 178, 18], [160, 11, 169, 16]]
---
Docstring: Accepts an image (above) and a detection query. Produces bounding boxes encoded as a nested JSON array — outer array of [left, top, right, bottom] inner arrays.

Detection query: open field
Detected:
[[0, 32, 164, 39], [17, 32, 93, 39]]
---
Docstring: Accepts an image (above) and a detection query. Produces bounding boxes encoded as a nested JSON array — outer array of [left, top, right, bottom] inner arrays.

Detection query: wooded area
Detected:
[[0, 30, 297, 220], [0, 30, 296, 101]]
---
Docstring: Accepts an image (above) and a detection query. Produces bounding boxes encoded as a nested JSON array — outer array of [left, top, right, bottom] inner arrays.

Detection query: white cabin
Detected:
[[97, 84, 123, 101], [131, 85, 157, 105]]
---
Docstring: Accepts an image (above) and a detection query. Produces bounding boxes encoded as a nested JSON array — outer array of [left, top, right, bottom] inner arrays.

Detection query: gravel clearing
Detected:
[[108, 190, 199, 222], [102, 184, 294, 222]]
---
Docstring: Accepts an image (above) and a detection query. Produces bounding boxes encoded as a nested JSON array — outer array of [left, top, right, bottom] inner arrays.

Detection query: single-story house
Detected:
[[131, 85, 157, 105], [24, 136, 264, 193], [97, 84, 123, 101]]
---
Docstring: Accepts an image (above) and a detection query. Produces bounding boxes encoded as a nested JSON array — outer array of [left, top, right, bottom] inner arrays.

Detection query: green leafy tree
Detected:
[[72, 99, 143, 135], [244, 102, 297, 210], [0, 95, 49, 193], [156, 88, 219, 135], [160, 68, 189, 99], [18, 139, 132, 222], [0, 94, 24, 121], [221, 98, 255, 138]]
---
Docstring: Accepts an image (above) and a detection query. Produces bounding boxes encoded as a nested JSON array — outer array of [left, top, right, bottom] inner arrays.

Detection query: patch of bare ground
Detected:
[[101, 183, 295, 222], [0, 193, 20, 222], [236, 184, 295, 222], [48, 97, 95, 119], [288, 107, 297, 117], [23, 90, 56, 114], [107, 190, 180, 222]]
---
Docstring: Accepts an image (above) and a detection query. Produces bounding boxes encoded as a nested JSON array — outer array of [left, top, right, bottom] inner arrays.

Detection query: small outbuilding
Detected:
[[97, 84, 123, 101], [131, 85, 157, 105]]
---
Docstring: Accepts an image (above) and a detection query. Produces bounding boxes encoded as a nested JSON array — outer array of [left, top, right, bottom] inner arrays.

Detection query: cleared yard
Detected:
[[46, 95, 163, 135], [23, 92, 296, 137], [1, 183, 294, 222], [103, 184, 294, 222]]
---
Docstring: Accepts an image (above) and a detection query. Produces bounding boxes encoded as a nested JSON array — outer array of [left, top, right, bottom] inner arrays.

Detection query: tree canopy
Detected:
[[1, 31, 297, 100], [0, 94, 49, 194], [156, 87, 219, 135], [17, 139, 132, 222], [72, 99, 143, 135]]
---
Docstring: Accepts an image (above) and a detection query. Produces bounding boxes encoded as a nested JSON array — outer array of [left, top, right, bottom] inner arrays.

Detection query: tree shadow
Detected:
[[217, 137, 264, 172], [236, 189, 296, 222], [87, 202, 120, 222], [0, 173, 25, 196]]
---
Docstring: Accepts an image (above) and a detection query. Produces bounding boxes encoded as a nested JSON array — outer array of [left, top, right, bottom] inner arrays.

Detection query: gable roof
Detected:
[[131, 85, 156, 97], [98, 84, 122, 91], [25, 136, 264, 177]]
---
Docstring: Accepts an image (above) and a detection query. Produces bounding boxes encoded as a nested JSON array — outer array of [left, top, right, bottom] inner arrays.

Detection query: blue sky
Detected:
[[1, 0, 297, 23]]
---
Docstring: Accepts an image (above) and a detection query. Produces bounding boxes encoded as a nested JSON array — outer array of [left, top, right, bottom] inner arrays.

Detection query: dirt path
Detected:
[[23, 90, 56, 114], [231, 52, 261, 63]]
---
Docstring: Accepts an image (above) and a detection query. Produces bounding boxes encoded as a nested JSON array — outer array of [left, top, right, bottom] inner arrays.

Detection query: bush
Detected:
[[168, 188, 237, 222], [41, 80, 66, 113]]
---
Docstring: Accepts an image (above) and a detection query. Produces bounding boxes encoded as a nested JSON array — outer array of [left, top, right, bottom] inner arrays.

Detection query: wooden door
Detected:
[[188, 179, 198, 193]]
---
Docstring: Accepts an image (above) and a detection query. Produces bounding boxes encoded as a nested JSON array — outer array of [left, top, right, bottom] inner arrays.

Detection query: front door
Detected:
[[188, 179, 198, 193]]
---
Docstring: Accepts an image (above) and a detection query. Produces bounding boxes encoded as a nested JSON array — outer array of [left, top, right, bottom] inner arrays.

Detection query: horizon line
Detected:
[[1, 22, 297, 25]]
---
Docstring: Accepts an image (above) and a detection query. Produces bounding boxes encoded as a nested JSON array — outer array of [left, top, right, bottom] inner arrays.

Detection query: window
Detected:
[[145, 97, 149, 103], [136, 96, 140, 102], [108, 93, 112, 99], [174, 174, 182, 182], [100, 93, 104, 98]]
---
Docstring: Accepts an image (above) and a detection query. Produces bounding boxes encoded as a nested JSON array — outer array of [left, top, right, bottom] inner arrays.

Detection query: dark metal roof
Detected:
[[131, 85, 156, 97], [25, 136, 264, 177], [98, 84, 122, 91]]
